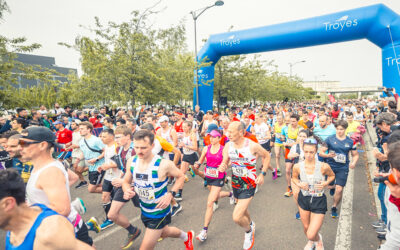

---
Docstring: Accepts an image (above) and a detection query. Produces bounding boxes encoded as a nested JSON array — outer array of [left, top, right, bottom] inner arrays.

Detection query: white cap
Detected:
[[159, 115, 169, 123]]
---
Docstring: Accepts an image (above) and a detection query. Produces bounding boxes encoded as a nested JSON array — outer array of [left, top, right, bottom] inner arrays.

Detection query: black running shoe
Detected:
[[75, 181, 88, 189]]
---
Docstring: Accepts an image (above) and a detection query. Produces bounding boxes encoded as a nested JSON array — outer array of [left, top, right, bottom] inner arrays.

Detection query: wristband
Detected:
[[170, 191, 176, 197], [262, 171, 267, 176]]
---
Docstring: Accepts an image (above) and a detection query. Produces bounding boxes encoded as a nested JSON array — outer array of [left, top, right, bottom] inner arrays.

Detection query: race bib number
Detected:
[[135, 187, 155, 200], [232, 166, 248, 177], [206, 167, 219, 178], [334, 153, 346, 164], [287, 139, 295, 143]]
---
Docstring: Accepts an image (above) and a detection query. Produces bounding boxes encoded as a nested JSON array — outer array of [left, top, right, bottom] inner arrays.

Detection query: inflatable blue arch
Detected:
[[193, 4, 400, 111]]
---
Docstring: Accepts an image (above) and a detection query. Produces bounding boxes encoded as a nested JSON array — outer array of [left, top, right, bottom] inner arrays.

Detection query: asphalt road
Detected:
[[0, 147, 381, 250]]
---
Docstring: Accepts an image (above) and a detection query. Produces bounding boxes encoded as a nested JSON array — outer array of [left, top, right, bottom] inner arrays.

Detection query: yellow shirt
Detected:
[[346, 121, 360, 136]]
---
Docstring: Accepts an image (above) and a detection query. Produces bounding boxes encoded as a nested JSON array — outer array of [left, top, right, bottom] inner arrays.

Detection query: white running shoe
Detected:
[[213, 202, 219, 212], [229, 194, 235, 205], [243, 227, 255, 250], [304, 240, 315, 250], [196, 230, 207, 242], [315, 233, 324, 250], [71, 197, 86, 214]]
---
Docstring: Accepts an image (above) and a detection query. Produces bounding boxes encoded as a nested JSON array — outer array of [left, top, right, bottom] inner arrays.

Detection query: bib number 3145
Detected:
[[135, 187, 155, 200], [232, 166, 248, 177]]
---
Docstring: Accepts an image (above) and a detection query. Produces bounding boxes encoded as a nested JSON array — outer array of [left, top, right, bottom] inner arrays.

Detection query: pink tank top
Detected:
[[205, 145, 225, 179]]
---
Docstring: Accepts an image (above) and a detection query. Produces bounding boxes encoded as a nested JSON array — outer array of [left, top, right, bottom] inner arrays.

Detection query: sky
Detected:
[[1, 0, 400, 87]]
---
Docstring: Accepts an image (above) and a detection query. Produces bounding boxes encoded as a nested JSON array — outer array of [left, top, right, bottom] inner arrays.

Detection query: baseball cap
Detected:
[[206, 123, 219, 134], [73, 119, 81, 125], [53, 120, 62, 125], [209, 130, 221, 138], [159, 115, 169, 123], [21, 127, 56, 143]]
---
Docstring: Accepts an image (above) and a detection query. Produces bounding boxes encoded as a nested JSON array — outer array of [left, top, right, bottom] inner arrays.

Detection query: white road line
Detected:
[[93, 215, 140, 243], [334, 167, 354, 250]]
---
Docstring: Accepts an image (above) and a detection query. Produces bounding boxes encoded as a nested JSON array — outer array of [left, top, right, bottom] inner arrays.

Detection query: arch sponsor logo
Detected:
[[220, 35, 240, 47], [385, 57, 400, 67], [197, 69, 208, 79], [323, 15, 358, 31]]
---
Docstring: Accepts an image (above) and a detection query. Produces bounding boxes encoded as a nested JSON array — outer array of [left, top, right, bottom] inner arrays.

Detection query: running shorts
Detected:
[[260, 141, 271, 152], [88, 171, 105, 185], [112, 187, 140, 207], [75, 223, 93, 246], [72, 157, 85, 168], [232, 187, 256, 199], [330, 168, 349, 187], [58, 151, 72, 160], [205, 176, 225, 187], [182, 152, 198, 165], [141, 213, 171, 230], [102, 179, 113, 193], [298, 192, 327, 214]]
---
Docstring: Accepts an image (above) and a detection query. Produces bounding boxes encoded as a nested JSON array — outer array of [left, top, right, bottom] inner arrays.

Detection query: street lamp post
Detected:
[[289, 60, 306, 78], [191, 0, 224, 108]]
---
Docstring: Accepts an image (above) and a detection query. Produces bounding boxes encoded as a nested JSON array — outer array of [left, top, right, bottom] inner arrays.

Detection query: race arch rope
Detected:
[[193, 4, 400, 111]]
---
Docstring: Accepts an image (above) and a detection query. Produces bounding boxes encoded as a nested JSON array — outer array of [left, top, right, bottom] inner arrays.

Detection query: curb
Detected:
[[364, 122, 381, 218]]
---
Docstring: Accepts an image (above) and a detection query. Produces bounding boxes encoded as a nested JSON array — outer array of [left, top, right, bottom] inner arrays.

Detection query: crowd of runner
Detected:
[[1, 89, 400, 250]]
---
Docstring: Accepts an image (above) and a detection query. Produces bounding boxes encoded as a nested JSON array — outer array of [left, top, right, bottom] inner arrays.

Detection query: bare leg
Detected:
[[232, 197, 253, 232]]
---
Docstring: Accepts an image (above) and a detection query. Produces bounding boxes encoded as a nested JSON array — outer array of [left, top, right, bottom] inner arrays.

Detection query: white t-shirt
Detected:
[[71, 131, 83, 158], [104, 143, 120, 181], [253, 122, 270, 144]]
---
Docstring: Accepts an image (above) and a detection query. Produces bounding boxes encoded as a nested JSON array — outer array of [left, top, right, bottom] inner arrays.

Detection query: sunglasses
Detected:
[[19, 140, 42, 147], [304, 138, 318, 145]]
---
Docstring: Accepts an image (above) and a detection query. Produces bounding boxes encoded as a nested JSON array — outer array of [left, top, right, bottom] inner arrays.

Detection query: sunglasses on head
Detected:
[[304, 138, 318, 145], [18, 140, 41, 147]]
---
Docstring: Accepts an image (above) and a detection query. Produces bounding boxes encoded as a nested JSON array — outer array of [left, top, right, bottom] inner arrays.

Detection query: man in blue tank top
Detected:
[[1, 169, 93, 249], [320, 120, 359, 218]]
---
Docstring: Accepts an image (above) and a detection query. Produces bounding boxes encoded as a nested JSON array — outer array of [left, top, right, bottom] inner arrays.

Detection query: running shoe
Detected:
[[75, 181, 88, 189], [71, 197, 86, 214], [171, 203, 183, 217], [243, 225, 255, 250], [277, 168, 282, 177], [304, 240, 316, 250], [250, 221, 255, 235], [375, 225, 387, 235], [121, 228, 141, 249], [229, 193, 235, 205], [100, 219, 114, 230], [284, 187, 293, 197], [196, 230, 207, 242], [226, 176, 232, 191], [174, 192, 183, 202], [331, 207, 338, 218], [295, 211, 300, 220], [87, 217, 101, 233], [315, 233, 324, 250], [168, 178, 174, 185], [188, 166, 196, 177], [272, 168, 278, 180], [184, 230, 194, 250], [213, 202, 219, 212], [371, 219, 385, 228]]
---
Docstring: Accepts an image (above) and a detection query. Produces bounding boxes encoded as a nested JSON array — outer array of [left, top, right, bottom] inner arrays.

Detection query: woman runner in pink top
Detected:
[[194, 129, 234, 242]]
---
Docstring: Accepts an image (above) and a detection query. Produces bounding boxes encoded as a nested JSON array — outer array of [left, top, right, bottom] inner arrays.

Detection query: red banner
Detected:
[[328, 94, 336, 103]]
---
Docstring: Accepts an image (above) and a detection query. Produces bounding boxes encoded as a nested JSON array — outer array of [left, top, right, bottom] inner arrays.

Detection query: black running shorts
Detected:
[[297, 191, 327, 214], [88, 171, 105, 185], [141, 213, 171, 229], [232, 187, 256, 199]]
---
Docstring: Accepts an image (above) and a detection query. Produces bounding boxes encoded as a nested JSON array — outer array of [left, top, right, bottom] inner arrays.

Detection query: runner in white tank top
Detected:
[[20, 126, 95, 246], [291, 139, 335, 250], [218, 121, 271, 250]]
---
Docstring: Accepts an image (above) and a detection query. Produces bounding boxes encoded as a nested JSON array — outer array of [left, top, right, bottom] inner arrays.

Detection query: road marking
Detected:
[[93, 215, 140, 243], [334, 168, 354, 250]]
